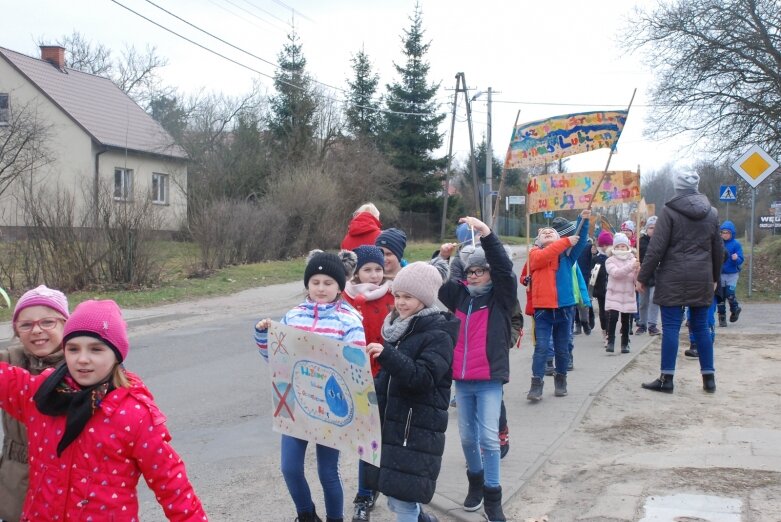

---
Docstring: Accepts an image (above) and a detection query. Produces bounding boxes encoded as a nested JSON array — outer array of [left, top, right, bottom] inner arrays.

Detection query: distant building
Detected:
[[0, 45, 187, 235]]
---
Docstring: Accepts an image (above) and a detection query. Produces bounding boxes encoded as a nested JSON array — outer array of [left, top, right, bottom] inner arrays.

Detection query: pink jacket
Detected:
[[0, 362, 207, 522], [605, 254, 639, 313]]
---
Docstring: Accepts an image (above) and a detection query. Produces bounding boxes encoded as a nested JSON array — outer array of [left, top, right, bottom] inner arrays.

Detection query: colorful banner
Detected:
[[504, 110, 628, 169], [268, 322, 382, 465], [526, 170, 641, 214]]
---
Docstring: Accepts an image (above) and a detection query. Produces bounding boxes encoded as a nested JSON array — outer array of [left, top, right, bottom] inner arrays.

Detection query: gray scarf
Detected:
[[466, 282, 493, 297], [381, 306, 440, 344]]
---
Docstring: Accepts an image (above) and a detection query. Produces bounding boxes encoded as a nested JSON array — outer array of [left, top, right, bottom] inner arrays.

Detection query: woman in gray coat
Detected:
[[636, 171, 723, 393]]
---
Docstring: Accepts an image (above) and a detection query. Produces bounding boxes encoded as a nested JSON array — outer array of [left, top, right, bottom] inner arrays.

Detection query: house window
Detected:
[[0, 94, 9, 125], [152, 173, 169, 204], [114, 168, 133, 201]]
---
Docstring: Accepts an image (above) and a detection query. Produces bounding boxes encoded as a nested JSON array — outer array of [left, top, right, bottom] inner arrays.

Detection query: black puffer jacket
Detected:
[[364, 311, 459, 503], [638, 191, 723, 307], [638, 234, 655, 287]]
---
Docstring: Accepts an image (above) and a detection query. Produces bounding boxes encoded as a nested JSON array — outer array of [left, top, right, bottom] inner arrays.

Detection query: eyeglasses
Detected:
[[720, 230, 731, 234], [466, 268, 489, 277], [15, 317, 64, 333]]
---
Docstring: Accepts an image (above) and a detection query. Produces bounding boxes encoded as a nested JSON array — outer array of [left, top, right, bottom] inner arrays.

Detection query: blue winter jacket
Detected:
[[720, 221, 744, 274]]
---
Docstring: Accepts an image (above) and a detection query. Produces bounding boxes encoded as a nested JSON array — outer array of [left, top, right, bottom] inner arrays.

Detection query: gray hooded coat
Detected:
[[637, 191, 723, 307]]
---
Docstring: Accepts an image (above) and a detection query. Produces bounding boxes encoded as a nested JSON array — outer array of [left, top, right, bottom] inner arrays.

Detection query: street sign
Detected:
[[719, 185, 737, 202], [543, 211, 554, 218], [731, 145, 779, 188], [771, 201, 781, 208], [507, 195, 525, 205], [758, 215, 781, 229]]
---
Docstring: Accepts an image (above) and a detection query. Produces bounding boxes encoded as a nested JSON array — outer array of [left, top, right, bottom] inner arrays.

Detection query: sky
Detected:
[[2, 0, 689, 178]]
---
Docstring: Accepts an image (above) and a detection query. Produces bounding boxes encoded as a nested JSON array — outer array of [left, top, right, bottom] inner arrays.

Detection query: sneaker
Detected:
[[544, 359, 555, 376], [621, 343, 630, 354], [648, 325, 660, 336], [684, 345, 699, 358], [635, 325, 647, 335], [499, 425, 510, 459], [730, 306, 742, 323], [606, 341, 615, 353], [352, 496, 371, 522]]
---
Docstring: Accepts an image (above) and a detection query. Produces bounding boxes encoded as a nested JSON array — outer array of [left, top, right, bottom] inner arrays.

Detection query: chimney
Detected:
[[40, 46, 66, 69]]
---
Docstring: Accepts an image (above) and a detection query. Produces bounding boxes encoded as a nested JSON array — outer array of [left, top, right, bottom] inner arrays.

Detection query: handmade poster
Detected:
[[267, 321, 381, 465], [505, 110, 628, 169], [526, 170, 641, 214]]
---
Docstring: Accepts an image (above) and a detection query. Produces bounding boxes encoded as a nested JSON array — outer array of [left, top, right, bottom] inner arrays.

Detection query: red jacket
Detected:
[[341, 212, 382, 250], [528, 238, 570, 309], [0, 362, 207, 522], [343, 282, 395, 376]]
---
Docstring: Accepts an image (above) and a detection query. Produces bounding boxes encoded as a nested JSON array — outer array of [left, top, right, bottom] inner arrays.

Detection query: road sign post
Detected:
[[720, 185, 737, 220], [731, 145, 780, 297]]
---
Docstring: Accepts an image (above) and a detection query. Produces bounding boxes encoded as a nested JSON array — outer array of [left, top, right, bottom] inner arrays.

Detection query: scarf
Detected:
[[33, 364, 115, 456], [613, 250, 633, 260], [466, 282, 494, 297], [344, 280, 391, 302], [381, 306, 440, 344]]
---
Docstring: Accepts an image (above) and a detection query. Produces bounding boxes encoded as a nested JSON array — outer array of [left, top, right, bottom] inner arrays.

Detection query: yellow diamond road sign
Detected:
[[732, 145, 779, 188]]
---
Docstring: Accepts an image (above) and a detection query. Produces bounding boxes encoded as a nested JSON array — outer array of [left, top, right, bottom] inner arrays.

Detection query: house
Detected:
[[0, 45, 187, 235]]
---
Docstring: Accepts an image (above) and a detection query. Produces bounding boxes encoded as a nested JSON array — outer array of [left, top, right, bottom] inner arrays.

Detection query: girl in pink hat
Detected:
[[0, 299, 207, 521], [1, 285, 69, 522]]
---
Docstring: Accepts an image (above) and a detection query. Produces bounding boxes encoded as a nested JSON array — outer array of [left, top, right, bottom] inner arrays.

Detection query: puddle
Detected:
[[639, 493, 742, 521]]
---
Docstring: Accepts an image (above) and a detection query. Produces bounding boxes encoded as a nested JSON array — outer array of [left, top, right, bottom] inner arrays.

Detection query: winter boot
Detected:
[[703, 373, 716, 393], [351, 495, 371, 522], [606, 340, 615, 353], [483, 485, 506, 522], [326, 518, 344, 522], [296, 509, 323, 522], [544, 359, 555, 376], [554, 373, 568, 397], [718, 314, 728, 327], [464, 470, 484, 511], [684, 344, 699, 358], [730, 306, 742, 323], [648, 324, 660, 336], [418, 511, 439, 522], [526, 377, 544, 401], [621, 342, 631, 354], [641, 373, 674, 393]]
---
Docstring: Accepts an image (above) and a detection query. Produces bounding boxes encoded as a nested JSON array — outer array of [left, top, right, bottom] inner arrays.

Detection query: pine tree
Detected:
[[268, 28, 317, 165], [345, 47, 381, 140], [382, 3, 445, 212]]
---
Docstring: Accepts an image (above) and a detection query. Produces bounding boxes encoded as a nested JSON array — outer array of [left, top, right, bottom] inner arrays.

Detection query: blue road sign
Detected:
[[543, 211, 554, 218], [720, 185, 737, 202]]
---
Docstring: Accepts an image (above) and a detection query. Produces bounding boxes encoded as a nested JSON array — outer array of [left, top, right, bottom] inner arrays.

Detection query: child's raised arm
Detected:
[[254, 318, 273, 361]]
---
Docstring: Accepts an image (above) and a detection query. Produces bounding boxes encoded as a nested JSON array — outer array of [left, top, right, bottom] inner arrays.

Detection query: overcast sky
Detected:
[[3, 0, 690, 177]]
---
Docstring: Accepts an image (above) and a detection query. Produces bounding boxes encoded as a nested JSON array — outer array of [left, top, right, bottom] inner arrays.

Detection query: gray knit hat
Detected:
[[465, 247, 489, 270], [674, 171, 700, 193], [391, 262, 443, 307]]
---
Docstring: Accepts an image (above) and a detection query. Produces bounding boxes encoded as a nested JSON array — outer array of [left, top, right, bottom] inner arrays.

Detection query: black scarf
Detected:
[[33, 364, 115, 456]]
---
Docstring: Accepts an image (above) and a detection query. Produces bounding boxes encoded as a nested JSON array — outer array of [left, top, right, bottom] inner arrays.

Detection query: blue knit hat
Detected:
[[353, 245, 385, 271], [375, 228, 407, 262]]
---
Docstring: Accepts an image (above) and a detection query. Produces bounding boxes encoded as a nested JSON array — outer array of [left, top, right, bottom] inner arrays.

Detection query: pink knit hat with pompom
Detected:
[[63, 300, 129, 362], [597, 231, 614, 247], [13, 285, 70, 323]]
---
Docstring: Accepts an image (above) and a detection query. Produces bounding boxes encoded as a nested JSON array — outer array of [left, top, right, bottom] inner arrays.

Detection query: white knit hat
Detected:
[[613, 232, 631, 248], [391, 262, 443, 307]]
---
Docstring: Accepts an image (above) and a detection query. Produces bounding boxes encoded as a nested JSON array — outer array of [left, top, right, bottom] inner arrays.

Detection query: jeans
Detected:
[[357, 460, 372, 498], [660, 305, 715, 375], [455, 379, 503, 487], [387, 497, 420, 522], [688, 299, 716, 343], [280, 434, 343, 518], [533, 307, 574, 378], [717, 273, 740, 315], [638, 286, 659, 327]]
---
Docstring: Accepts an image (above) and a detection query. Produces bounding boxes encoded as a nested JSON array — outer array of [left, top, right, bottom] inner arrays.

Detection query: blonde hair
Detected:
[[354, 203, 380, 219], [113, 365, 130, 388]]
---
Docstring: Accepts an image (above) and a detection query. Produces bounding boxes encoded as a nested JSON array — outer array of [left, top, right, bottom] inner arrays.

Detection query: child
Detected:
[[636, 216, 660, 336], [0, 286, 69, 522], [255, 250, 365, 522], [375, 228, 407, 279], [341, 203, 382, 251], [621, 220, 637, 247], [527, 210, 591, 402], [717, 220, 744, 326], [590, 231, 612, 346], [342, 245, 394, 522], [0, 299, 207, 521], [605, 233, 640, 353], [364, 262, 458, 522], [437, 216, 516, 522]]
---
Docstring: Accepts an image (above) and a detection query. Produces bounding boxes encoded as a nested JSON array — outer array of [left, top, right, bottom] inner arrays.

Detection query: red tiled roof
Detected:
[[0, 46, 186, 159]]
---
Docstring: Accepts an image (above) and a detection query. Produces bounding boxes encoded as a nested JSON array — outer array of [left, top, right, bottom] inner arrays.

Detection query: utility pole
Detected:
[[486, 87, 493, 226]]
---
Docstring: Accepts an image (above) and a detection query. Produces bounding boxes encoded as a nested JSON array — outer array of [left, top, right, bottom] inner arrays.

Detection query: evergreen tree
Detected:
[[268, 28, 317, 164], [345, 47, 381, 140], [382, 3, 445, 212]]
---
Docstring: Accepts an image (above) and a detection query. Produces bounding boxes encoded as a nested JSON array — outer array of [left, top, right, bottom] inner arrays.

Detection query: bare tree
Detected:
[[0, 100, 52, 198], [624, 0, 781, 158]]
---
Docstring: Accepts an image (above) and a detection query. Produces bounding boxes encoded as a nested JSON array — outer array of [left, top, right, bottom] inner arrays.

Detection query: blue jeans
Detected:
[[533, 307, 574, 378], [455, 379, 503, 487], [387, 497, 420, 522], [357, 461, 372, 498], [660, 305, 715, 375], [688, 299, 716, 344], [280, 435, 343, 518]]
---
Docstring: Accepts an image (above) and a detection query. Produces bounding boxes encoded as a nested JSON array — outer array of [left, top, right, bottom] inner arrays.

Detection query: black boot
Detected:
[[526, 377, 543, 401], [606, 340, 615, 353], [730, 306, 742, 323], [642, 373, 674, 393], [296, 509, 323, 522], [326, 518, 343, 522], [718, 314, 727, 327], [464, 469, 484, 511], [418, 510, 439, 522], [703, 373, 716, 393], [684, 344, 699, 358], [483, 485, 506, 522], [554, 373, 568, 397]]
